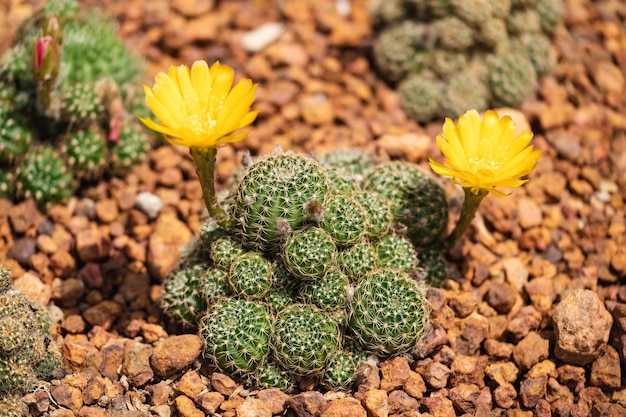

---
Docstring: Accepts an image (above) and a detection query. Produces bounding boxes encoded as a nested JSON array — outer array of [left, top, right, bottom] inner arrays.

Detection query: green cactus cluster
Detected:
[[0, 264, 61, 409], [370, 0, 564, 122], [162, 150, 452, 393], [0, 0, 149, 206]]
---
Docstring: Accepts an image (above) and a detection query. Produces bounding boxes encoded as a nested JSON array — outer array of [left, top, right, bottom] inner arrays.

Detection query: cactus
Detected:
[[0, 171, 15, 200], [416, 250, 448, 287], [320, 350, 358, 390], [254, 362, 296, 393], [397, 74, 442, 124], [451, 0, 493, 26], [319, 147, 376, 179], [271, 304, 341, 375], [0, 264, 61, 399], [298, 269, 350, 311], [61, 129, 107, 179], [372, 21, 431, 82], [211, 237, 246, 270], [200, 298, 272, 375], [16, 147, 75, 205], [228, 252, 273, 299], [363, 161, 448, 249], [348, 269, 428, 355], [476, 18, 508, 48], [354, 191, 392, 239], [336, 240, 378, 282], [0, 395, 27, 417], [432, 17, 474, 51], [161, 264, 209, 326], [320, 194, 368, 247], [487, 53, 538, 107], [282, 227, 336, 280], [265, 288, 295, 315], [0, 0, 149, 206], [513, 33, 556, 76], [440, 72, 488, 119], [199, 267, 232, 304], [506, 8, 542, 35], [373, 234, 419, 273], [231, 152, 331, 254], [536, 0, 564, 34]]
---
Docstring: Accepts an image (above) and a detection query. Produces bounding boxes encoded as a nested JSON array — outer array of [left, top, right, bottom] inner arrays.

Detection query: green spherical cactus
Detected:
[[0, 106, 31, 163], [109, 123, 148, 174], [271, 304, 341, 375], [536, 0, 564, 34], [228, 252, 273, 299], [440, 72, 489, 118], [60, 82, 103, 125], [506, 8, 542, 35], [488, 0, 512, 18], [16, 147, 75, 206], [211, 237, 246, 270], [199, 267, 232, 304], [271, 261, 298, 290], [372, 21, 431, 82], [397, 74, 442, 124], [431, 49, 469, 79], [451, 0, 493, 27], [254, 362, 297, 393], [416, 250, 448, 287], [363, 161, 448, 249], [161, 264, 209, 326], [476, 18, 508, 48], [320, 148, 376, 179], [320, 350, 358, 390], [0, 170, 15, 201], [0, 265, 10, 293], [373, 234, 419, 273], [265, 288, 295, 315], [61, 129, 107, 179], [200, 298, 272, 375], [0, 45, 30, 85], [231, 152, 331, 254], [198, 218, 229, 252], [487, 53, 538, 107], [513, 33, 557, 76], [353, 191, 392, 239], [298, 269, 349, 311], [368, 0, 407, 27], [320, 194, 368, 247], [282, 227, 336, 280], [336, 240, 378, 282], [432, 17, 474, 51], [325, 167, 360, 195], [348, 269, 428, 355]]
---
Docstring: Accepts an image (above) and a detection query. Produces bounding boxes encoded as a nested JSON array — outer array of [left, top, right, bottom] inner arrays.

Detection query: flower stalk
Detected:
[[443, 188, 487, 250], [190, 146, 231, 229]]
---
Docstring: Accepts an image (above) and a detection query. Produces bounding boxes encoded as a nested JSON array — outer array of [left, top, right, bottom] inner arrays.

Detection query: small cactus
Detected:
[[372, 21, 430, 82], [228, 252, 273, 299], [271, 304, 341, 375], [161, 264, 209, 326], [0, 106, 31, 163], [282, 227, 336, 280], [298, 268, 350, 311], [211, 237, 246, 270], [487, 53, 538, 107], [254, 362, 296, 393], [198, 267, 232, 304], [397, 74, 442, 124], [61, 129, 107, 179], [336, 240, 378, 281], [200, 298, 272, 375], [16, 147, 75, 205], [373, 234, 419, 273], [320, 350, 358, 390], [348, 269, 428, 355], [320, 194, 368, 247]]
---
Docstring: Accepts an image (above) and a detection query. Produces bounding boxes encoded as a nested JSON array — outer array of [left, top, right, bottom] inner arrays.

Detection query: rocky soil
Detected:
[[1, 0, 626, 416]]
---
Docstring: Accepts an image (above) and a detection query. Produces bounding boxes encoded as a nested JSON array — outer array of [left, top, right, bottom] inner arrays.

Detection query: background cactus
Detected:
[[161, 150, 441, 392], [0, 0, 149, 206], [371, 0, 564, 121]]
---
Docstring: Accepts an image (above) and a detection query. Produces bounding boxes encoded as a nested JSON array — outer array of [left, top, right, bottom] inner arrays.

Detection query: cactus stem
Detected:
[[444, 187, 488, 251], [190, 146, 232, 229]]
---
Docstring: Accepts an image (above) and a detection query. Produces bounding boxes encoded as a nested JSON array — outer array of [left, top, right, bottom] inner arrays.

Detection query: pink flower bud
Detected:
[[33, 35, 59, 82], [42, 16, 63, 44]]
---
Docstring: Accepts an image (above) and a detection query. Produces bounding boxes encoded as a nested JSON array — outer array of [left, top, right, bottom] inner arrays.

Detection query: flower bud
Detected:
[[42, 16, 63, 45], [32, 35, 60, 83]]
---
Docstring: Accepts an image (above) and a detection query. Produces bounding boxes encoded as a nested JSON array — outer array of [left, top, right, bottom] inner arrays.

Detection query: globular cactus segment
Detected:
[[271, 304, 342, 375], [200, 298, 272, 375], [348, 268, 429, 355], [0, 106, 31, 163], [161, 264, 209, 327], [336, 239, 378, 282], [282, 227, 336, 281], [320, 194, 368, 247], [61, 129, 107, 179], [231, 152, 331, 254], [373, 234, 419, 273], [254, 361, 296, 393], [320, 350, 358, 390], [16, 146, 75, 206], [228, 252, 273, 299], [298, 269, 349, 312]]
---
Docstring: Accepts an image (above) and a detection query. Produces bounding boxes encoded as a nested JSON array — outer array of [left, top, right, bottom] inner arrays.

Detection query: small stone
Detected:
[[379, 356, 411, 391], [519, 376, 548, 408], [501, 257, 530, 291], [403, 371, 426, 399], [486, 282, 518, 314], [236, 398, 273, 417], [7, 236, 36, 267], [9, 198, 40, 234], [240, 22, 285, 52], [175, 395, 204, 417], [122, 342, 154, 386], [363, 389, 389, 417], [100, 341, 125, 380], [52, 277, 84, 307], [76, 228, 111, 262], [147, 212, 193, 281], [51, 384, 84, 411], [485, 362, 519, 386], [12, 271, 52, 305], [320, 397, 366, 417], [300, 94, 334, 125], [211, 372, 238, 395], [517, 197, 543, 229], [493, 383, 517, 409], [170, 0, 214, 17], [421, 395, 456, 417], [257, 389, 289, 415], [513, 331, 550, 370], [147, 381, 175, 406], [96, 199, 119, 224], [419, 361, 451, 389], [151, 335, 202, 377], [484, 339, 514, 359], [524, 277, 555, 313], [62, 314, 87, 334], [590, 345, 621, 389], [83, 377, 106, 406], [177, 370, 206, 398], [592, 403, 626, 417], [449, 355, 488, 387], [136, 191, 164, 219], [195, 391, 224, 414], [387, 390, 419, 415], [77, 406, 108, 417], [286, 391, 327, 417], [553, 289, 613, 365], [448, 290, 481, 318], [83, 300, 123, 329], [449, 383, 481, 414]]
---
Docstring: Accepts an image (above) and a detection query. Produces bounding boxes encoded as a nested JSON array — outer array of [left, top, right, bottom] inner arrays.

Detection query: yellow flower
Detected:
[[139, 60, 258, 148], [428, 109, 541, 197]]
